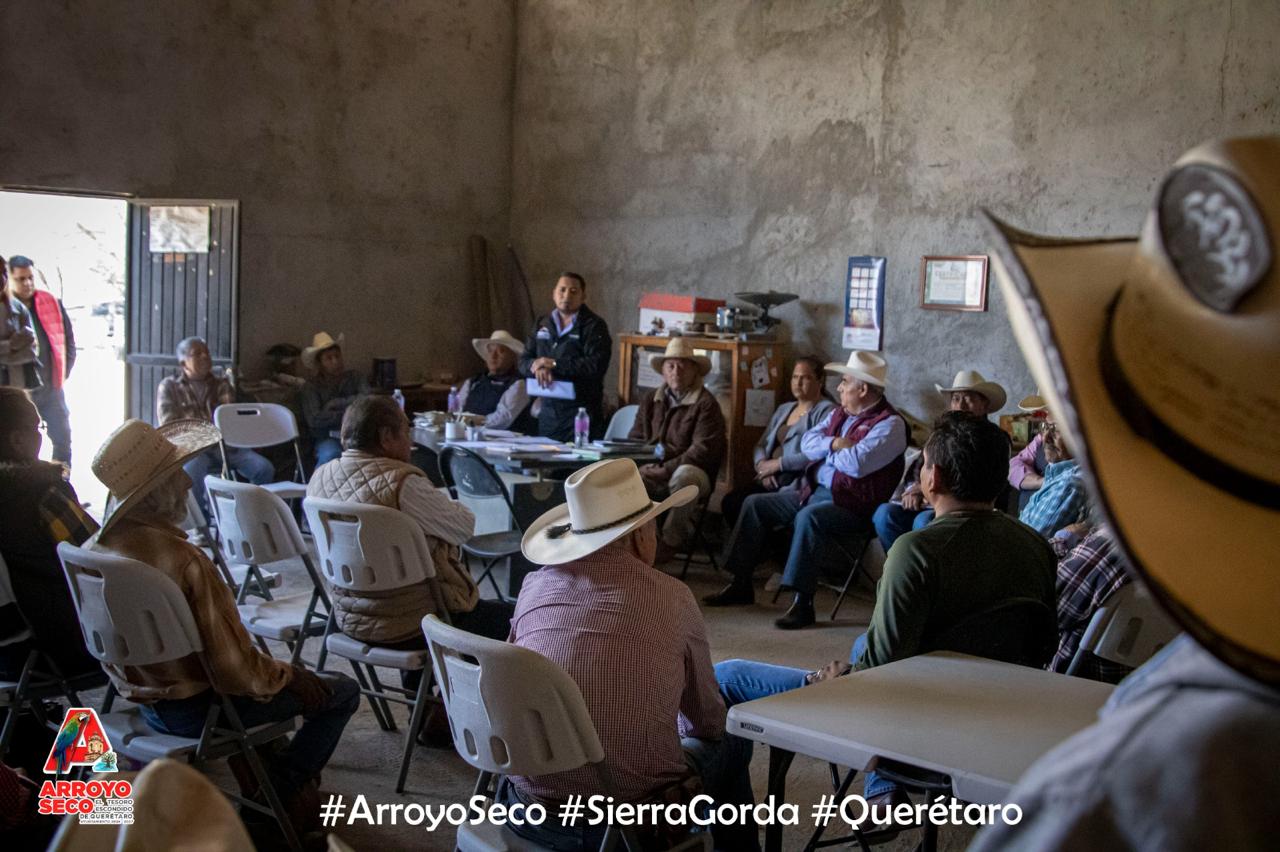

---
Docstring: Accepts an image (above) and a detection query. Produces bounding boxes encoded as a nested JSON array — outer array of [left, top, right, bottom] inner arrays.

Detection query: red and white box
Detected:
[[638, 293, 725, 334]]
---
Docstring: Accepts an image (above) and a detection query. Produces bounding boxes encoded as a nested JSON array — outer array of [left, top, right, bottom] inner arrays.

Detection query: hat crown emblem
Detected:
[[1158, 164, 1272, 312]]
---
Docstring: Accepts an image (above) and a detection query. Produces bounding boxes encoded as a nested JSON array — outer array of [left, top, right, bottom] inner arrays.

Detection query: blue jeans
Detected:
[[139, 672, 360, 798], [725, 487, 873, 595], [715, 634, 896, 802], [30, 385, 72, 465], [314, 437, 342, 469], [872, 502, 934, 552], [185, 446, 277, 518]]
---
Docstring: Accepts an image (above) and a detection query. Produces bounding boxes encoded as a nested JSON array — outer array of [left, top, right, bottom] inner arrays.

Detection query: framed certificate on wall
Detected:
[[920, 255, 989, 312]]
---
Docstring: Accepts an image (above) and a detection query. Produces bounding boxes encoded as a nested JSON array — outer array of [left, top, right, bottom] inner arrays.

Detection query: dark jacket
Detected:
[[629, 384, 727, 482], [520, 304, 612, 441]]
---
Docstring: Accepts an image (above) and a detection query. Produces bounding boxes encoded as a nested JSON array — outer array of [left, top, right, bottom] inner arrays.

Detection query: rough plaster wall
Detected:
[[510, 0, 1280, 420], [0, 0, 514, 381]]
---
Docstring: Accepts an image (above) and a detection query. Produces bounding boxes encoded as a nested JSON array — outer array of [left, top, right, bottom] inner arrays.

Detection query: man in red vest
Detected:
[[6, 256, 76, 466], [705, 351, 907, 629]]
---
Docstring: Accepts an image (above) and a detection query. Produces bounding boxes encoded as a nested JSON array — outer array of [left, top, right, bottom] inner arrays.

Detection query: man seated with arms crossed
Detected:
[[504, 459, 741, 850], [90, 418, 359, 838], [307, 396, 515, 699], [872, 369, 1007, 550], [157, 336, 276, 517], [457, 330, 535, 433], [628, 337, 727, 561], [715, 412, 1056, 828], [705, 351, 906, 630], [1018, 414, 1087, 537], [300, 331, 369, 468]]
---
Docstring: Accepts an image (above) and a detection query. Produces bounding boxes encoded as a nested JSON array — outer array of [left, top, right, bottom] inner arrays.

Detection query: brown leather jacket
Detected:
[[629, 384, 727, 481]]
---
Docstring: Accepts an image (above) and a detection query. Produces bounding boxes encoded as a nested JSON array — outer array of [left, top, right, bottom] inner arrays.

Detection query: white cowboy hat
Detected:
[[648, 337, 712, 377], [471, 330, 525, 360], [92, 418, 221, 537], [824, 350, 888, 388], [986, 136, 1280, 684], [522, 458, 698, 566], [935, 370, 1007, 411], [1018, 392, 1048, 413], [302, 331, 344, 370]]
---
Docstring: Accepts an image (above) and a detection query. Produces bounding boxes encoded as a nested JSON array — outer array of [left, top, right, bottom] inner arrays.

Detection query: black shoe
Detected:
[[703, 582, 754, 607], [774, 595, 815, 630]]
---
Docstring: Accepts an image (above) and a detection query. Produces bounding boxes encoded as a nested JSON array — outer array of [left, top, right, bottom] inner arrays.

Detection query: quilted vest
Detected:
[[31, 291, 68, 388], [307, 451, 479, 643], [798, 397, 906, 518]]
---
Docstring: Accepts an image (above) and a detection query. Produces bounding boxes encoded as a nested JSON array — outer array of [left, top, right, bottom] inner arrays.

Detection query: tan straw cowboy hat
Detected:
[[935, 369, 1008, 411], [301, 331, 344, 370], [471, 330, 525, 360], [92, 418, 221, 537], [522, 458, 698, 566], [986, 136, 1280, 684], [1018, 392, 1048, 413], [648, 337, 712, 376], [824, 350, 888, 387]]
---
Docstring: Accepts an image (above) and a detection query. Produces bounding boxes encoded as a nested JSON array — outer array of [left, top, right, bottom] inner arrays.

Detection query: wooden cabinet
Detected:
[[617, 334, 791, 491]]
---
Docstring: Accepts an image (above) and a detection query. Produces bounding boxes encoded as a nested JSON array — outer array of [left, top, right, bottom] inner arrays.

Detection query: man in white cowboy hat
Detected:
[[628, 336, 728, 558], [456, 330, 534, 433], [971, 137, 1280, 850], [89, 418, 360, 833], [299, 331, 368, 468], [505, 458, 741, 849], [1008, 391, 1051, 511], [705, 350, 907, 630], [871, 368, 1007, 551]]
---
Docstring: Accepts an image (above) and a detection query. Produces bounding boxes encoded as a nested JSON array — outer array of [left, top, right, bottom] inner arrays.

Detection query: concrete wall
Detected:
[[510, 0, 1280, 420], [0, 0, 515, 381]]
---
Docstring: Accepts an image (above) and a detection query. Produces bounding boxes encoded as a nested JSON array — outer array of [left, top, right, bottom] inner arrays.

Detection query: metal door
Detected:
[[125, 200, 238, 423]]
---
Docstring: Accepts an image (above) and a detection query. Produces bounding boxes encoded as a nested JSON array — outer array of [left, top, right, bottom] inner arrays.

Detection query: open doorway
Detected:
[[1, 191, 127, 515]]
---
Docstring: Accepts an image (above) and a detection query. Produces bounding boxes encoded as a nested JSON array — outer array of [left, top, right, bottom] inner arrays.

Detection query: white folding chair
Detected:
[[422, 615, 710, 852], [305, 497, 451, 793], [603, 404, 639, 440], [204, 477, 330, 668], [213, 403, 307, 501], [55, 542, 301, 851], [1066, 580, 1181, 676]]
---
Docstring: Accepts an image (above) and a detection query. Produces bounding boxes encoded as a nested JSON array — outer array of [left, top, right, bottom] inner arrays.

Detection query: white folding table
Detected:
[[726, 651, 1114, 851]]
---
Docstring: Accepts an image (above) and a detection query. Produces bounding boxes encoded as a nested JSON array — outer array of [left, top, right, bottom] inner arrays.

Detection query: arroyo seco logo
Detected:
[[38, 707, 134, 824]]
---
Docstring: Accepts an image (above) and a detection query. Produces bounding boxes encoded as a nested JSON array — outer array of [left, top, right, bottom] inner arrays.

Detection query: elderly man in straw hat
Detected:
[[871, 368, 1007, 551], [503, 458, 744, 849], [705, 351, 907, 630], [628, 337, 727, 558], [456, 330, 535, 433], [89, 418, 359, 833], [1008, 391, 1051, 511], [299, 331, 368, 468], [970, 137, 1280, 850]]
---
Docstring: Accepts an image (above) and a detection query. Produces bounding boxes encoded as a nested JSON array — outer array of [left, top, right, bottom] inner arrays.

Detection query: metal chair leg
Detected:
[[395, 673, 432, 793]]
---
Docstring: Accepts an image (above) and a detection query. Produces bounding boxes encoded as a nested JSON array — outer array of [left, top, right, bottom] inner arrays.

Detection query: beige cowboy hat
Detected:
[[935, 369, 1007, 411], [92, 418, 221, 537], [471, 330, 525, 360], [986, 136, 1280, 684], [648, 337, 712, 377], [522, 458, 698, 566], [301, 331, 344, 370], [1018, 392, 1048, 413], [824, 350, 888, 388]]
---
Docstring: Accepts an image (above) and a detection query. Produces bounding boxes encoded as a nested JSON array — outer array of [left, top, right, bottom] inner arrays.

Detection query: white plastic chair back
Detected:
[[1073, 581, 1181, 671], [422, 614, 604, 777], [213, 403, 299, 449], [57, 542, 203, 666], [204, 476, 307, 565], [304, 497, 437, 593], [603, 404, 639, 440]]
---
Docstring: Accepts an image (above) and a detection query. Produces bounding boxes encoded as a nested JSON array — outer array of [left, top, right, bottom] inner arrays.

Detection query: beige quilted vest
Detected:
[[307, 451, 479, 643]]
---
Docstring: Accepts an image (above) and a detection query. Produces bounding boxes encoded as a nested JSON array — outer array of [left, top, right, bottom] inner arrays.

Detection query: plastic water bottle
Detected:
[[392, 388, 405, 411], [574, 407, 590, 447], [447, 386, 460, 414]]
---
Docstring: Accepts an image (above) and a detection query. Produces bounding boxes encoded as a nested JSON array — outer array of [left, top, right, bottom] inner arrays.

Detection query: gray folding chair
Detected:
[[603, 404, 639, 440], [422, 615, 710, 852], [305, 496, 450, 794], [213, 402, 308, 502], [55, 542, 301, 852], [1066, 580, 1180, 677], [438, 446, 521, 601], [205, 477, 330, 668]]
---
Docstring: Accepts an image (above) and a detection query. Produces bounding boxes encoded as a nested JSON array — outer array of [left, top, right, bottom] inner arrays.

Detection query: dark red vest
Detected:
[[799, 397, 905, 517], [32, 291, 68, 389]]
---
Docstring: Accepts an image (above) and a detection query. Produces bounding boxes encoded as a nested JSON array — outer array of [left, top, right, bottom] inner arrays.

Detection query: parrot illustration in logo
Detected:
[[52, 712, 90, 775]]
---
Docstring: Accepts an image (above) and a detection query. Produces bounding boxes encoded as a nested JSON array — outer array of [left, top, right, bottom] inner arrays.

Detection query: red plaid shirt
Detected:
[[508, 545, 725, 802], [1050, 526, 1134, 683]]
